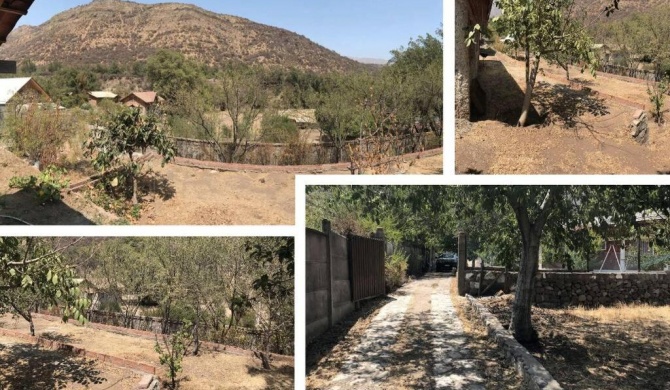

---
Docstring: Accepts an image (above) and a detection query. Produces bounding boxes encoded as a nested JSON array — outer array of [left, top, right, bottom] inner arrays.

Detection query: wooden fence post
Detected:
[[457, 231, 467, 296], [322, 219, 334, 327]]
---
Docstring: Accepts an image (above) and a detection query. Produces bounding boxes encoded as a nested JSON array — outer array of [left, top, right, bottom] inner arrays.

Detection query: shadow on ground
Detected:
[[246, 364, 294, 389], [139, 169, 176, 202], [306, 295, 395, 377], [473, 60, 542, 126], [0, 342, 106, 389], [0, 189, 95, 225], [483, 298, 670, 390], [533, 81, 610, 130]]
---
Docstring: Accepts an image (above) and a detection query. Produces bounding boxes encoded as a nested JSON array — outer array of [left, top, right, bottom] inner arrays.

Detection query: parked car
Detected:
[[435, 252, 458, 272]]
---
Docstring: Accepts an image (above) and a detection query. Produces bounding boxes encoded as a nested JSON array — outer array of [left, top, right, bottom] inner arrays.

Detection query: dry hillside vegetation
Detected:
[[574, 0, 670, 20], [0, 0, 364, 73]]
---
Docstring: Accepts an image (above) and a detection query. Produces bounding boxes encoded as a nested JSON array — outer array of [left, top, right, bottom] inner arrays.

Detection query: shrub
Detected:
[[155, 321, 193, 389], [2, 96, 71, 167], [385, 250, 408, 292], [9, 165, 70, 204], [260, 112, 298, 143], [648, 75, 669, 125]]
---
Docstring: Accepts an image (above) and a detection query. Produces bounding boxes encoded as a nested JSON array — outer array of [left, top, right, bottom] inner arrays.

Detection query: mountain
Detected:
[[0, 0, 364, 73], [351, 57, 389, 66]]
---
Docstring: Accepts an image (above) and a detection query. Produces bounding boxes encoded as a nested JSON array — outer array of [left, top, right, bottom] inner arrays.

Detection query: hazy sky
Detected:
[[18, 0, 443, 60]]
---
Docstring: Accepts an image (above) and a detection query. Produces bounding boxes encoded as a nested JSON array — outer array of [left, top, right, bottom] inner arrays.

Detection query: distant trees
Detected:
[[493, 0, 598, 126]]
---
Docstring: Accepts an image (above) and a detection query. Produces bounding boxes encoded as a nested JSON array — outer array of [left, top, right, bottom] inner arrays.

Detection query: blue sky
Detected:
[[18, 0, 443, 60]]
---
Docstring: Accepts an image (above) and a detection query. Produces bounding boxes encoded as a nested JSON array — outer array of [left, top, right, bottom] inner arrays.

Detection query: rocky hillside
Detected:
[[0, 0, 364, 73], [574, 0, 670, 21]]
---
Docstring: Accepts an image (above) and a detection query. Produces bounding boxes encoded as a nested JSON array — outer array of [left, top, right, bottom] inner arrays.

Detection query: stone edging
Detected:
[[464, 295, 562, 390], [33, 313, 294, 364], [0, 327, 159, 375]]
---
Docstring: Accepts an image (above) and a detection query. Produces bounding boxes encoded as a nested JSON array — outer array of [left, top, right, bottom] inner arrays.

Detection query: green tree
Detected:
[[147, 50, 205, 102], [85, 107, 176, 205], [0, 238, 90, 336], [492, 0, 598, 126], [155, 320, 193, 389]]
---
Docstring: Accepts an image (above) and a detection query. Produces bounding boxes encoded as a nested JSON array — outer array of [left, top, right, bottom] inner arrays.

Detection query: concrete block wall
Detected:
[[305, 226, 354, 342]]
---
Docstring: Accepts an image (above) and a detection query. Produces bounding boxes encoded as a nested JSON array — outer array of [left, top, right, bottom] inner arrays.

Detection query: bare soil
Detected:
[[0, 146, 119, 225], [480, 295, 670, 390], [0, 334, 141, 389], [1, 141, 440, 225], [456, 54, 670, 174], [0, 315, 293, 389]]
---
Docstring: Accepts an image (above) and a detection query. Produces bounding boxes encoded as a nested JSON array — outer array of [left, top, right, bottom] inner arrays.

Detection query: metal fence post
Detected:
[[457, 231, 467, 296]]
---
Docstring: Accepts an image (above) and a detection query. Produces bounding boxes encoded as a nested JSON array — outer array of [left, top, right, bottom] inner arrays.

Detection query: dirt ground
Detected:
[[456, 53, 670, 174], [0, 315, 293, 389], [480, 295, 670, 390], [0, 334, 141, 389], [306, 274, 520, 389], [0, 141, 440, 225], [0, 146, 119, 225]]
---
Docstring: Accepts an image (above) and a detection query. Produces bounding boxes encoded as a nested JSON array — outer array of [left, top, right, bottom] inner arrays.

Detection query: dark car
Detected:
[[435, 252, 458, 272]]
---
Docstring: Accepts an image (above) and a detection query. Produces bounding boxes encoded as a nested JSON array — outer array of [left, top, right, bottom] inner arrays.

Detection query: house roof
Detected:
[[0, 77, 49, 105], [0, 0, 34, 45], [121, 91, 163, 104], [88, 91, 118, 99]]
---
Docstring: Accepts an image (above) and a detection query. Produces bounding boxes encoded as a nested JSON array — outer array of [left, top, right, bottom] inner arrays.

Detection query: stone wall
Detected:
[[531, 271, 670, 308], [171, 133, 441, 166], [466, 270, 670, 308]]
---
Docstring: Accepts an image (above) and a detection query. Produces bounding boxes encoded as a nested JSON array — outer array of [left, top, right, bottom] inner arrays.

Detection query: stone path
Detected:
[[326, 274, 485, 389]]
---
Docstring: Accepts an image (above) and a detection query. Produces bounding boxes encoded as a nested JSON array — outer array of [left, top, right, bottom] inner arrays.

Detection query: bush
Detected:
[[648, 76, 669, 125], [260, 113, 298, 143], [2, 96, 71, 167], [385, 250, 408, 292], [9, 165, 70, 204]]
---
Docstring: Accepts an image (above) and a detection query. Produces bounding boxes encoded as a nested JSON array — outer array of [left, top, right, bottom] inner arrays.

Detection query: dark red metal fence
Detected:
[[349, 234, 385, 302]]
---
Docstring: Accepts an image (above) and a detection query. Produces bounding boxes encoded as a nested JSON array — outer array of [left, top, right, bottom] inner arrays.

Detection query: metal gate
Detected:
[[349, 234, 385, 302]]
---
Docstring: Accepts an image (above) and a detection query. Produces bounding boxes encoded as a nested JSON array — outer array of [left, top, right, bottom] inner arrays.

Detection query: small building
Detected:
[[120, 91, 164, 115], [88, 91, 118, 106], [0, 77, 51, 119]]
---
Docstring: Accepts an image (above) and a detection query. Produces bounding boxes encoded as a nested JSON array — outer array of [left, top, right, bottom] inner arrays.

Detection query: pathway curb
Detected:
[[464, 295, 562, 390]]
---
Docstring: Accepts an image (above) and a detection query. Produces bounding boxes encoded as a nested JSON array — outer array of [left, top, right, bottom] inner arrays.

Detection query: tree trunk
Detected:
[[518, 56, 541, 127], [29, 317, 35, 337], [129, 152, 138, 205], [510, 229, 541, 343]]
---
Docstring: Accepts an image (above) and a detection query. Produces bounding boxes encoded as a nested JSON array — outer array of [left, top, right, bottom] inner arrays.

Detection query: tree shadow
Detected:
[[246, 363, 294, 389], [306, 295, 395, 377], [0, 188, 95, 225], [40, 331, 77, 344], [473, 60, 542, 125], [139, 169, 176, 202], [0, 342, 106, 389], [532, 81, 611, 131]]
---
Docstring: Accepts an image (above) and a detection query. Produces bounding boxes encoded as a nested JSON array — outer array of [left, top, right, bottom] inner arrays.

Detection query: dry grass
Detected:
[[568, 303, 670, 324]]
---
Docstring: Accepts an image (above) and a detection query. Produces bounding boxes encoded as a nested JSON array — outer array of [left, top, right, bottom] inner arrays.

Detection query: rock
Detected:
[[578, 295, 587, 302]]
